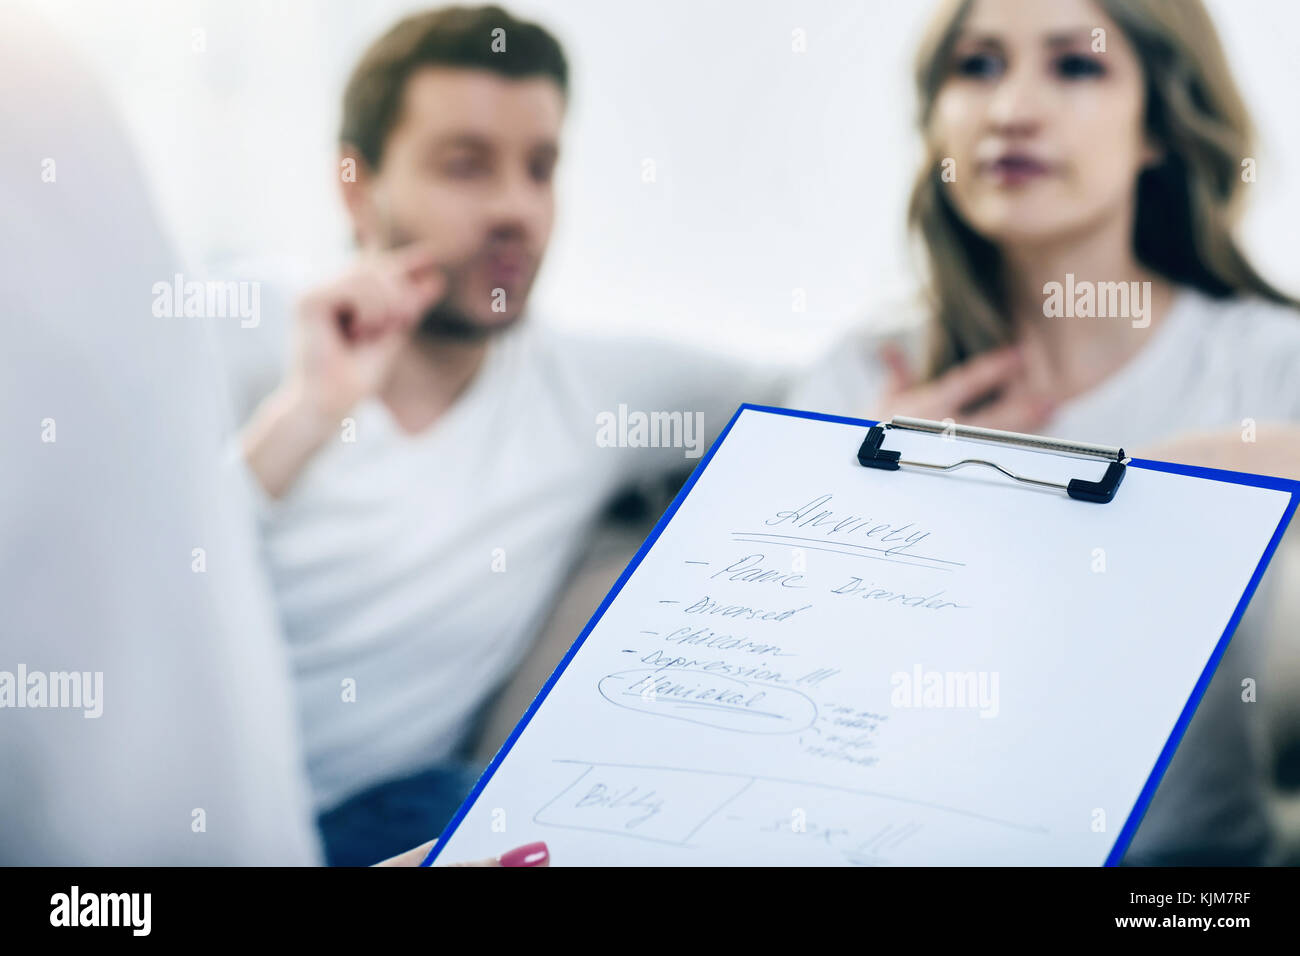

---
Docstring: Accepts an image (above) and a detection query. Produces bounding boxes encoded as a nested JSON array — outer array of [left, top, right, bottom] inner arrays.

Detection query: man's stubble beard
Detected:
[[380, 226, 530, 344], [415, 275, 526, 344]]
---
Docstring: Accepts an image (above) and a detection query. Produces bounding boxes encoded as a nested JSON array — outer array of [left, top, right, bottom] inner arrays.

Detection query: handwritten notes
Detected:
[[432, 407, 1294, 865]]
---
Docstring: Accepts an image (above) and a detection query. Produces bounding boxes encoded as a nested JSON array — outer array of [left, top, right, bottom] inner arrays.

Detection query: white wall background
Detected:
[[27, 0, 1300, 363]]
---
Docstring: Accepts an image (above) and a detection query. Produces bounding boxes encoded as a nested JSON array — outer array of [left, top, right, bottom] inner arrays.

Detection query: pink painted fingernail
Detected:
[[499, 841, 549, 867]]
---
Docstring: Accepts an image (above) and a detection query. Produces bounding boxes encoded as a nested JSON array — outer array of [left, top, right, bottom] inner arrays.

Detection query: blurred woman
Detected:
[[789, 0, 1300, 863], [0, 3, 540, 869]]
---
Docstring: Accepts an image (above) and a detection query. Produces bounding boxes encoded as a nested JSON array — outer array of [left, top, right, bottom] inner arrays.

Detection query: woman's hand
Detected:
[[1138, 424, 1300, 480], [373, 839, 549, 868], [876, 343, 1057, 433]]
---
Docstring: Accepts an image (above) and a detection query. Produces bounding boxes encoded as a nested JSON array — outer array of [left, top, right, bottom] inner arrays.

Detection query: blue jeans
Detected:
[[317, 760, 484, 866]]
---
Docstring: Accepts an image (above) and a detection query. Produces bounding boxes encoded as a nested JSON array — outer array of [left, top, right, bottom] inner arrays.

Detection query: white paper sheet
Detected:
[[433, 407, 1295, 866]]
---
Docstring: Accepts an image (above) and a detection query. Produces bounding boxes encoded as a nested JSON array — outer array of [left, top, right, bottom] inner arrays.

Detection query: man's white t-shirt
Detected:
[[231, 315, 784, 813], [786, 285, 1300, 863]]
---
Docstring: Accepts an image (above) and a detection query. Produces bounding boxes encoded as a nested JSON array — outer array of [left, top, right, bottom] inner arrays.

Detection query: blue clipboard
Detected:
[[424, 403, 1300, 866]]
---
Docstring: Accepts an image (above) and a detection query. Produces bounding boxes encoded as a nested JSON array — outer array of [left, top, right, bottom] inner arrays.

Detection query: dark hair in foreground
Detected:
[[340, 4, 569, 170]]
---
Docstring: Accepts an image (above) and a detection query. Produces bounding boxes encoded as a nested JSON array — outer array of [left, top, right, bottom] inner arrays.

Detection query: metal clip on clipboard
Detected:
[[857, 415, 1129, 503]]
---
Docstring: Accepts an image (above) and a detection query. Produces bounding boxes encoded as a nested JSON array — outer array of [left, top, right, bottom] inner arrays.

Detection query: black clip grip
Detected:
[[1066, 460, 1126, 503], [857, 426, 900, 470], [857, 424, 1126, 503]]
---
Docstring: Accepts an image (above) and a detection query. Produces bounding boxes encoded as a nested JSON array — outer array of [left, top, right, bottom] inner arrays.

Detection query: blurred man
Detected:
[[235, 5, 782, 864]]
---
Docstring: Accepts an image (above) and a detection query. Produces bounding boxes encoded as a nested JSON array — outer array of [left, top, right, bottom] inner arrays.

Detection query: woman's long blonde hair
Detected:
[[910, 0, 1297, 379]]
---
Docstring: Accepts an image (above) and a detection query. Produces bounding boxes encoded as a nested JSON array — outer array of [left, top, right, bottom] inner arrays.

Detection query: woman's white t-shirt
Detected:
[[786, 286, 1300, 864]]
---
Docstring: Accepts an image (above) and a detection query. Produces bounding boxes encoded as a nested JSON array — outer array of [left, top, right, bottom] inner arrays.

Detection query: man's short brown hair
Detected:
[[340, 5, 568, 170]]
